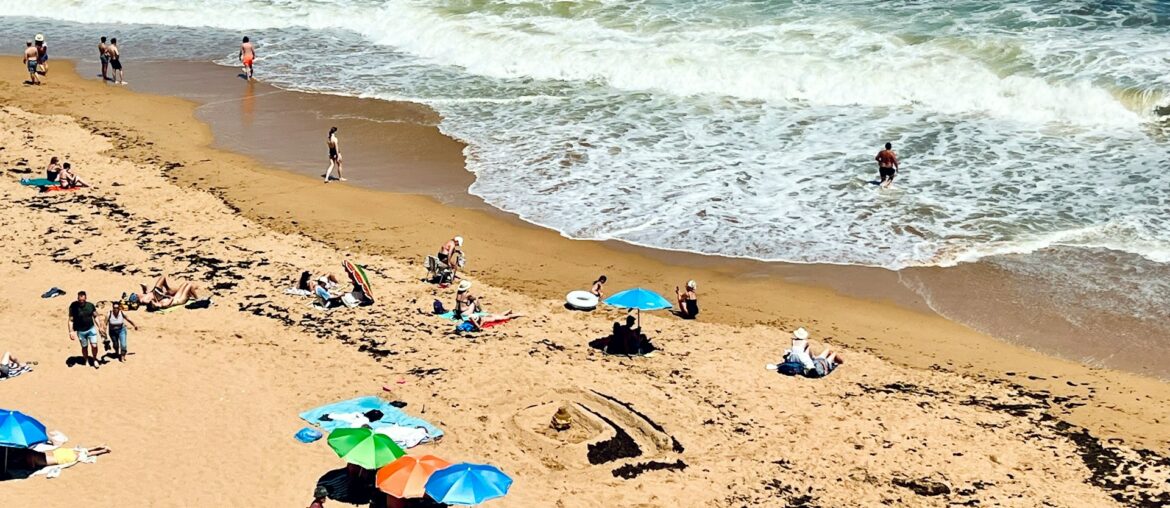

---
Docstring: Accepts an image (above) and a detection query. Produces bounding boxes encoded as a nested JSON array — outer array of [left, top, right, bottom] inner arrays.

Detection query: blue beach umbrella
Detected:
[[424, 463, 513, 506], [0, 409, 48, 475], [604, 288, 673, 324], [0, 409, 48, 448]]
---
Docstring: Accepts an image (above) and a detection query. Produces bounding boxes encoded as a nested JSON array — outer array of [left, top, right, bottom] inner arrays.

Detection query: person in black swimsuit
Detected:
[[324, 126, 345, 183], [676, 280, 699, 319]]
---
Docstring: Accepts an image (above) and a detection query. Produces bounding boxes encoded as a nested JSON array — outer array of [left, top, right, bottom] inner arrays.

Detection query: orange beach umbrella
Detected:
[[376, 454, 452, 499]]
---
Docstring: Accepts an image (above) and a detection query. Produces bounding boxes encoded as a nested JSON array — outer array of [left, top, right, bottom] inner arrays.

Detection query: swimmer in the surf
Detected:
[[324, 127, 345, 182], [239, 36, 255, 80], [875, 142, 899, 188]]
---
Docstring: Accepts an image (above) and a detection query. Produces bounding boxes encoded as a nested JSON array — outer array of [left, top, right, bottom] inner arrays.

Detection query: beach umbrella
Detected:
[[343, 260, 373, 299], [604, 288, 673, 324], [0, 409, 48, 475], [424, 463, 513, 506], [0, 410, 47, 448], [327, 427, 405, 469], [377, 454, 452, 499]]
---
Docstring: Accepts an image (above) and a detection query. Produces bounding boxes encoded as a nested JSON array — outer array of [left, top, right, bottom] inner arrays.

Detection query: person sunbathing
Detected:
[[0, 351, 36, 378], [128, 274, 203, 311], [298, 271, 340, 293], [460, 310, 524, 332], [10, 445, 111, 470], [771, 327, 844, 377]]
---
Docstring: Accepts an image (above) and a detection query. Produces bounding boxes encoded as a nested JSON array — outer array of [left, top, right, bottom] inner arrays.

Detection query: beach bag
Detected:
[[456, 321, 476, 332], [341, 293, 360, 308], [433, 299, 446, 314], [776, 360, 806, 376]]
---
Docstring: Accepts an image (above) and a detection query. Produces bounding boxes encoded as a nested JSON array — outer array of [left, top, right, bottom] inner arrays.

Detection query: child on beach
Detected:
[[591, 275, 607, 299]]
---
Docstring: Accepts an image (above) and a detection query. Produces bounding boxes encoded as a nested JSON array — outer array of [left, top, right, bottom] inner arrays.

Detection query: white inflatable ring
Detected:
[[566, 290, 599, 310]]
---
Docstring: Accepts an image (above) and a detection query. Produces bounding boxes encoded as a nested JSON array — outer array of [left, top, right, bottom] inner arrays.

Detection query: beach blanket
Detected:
[[284, 288, 313, 297], [435, 310, 488, 322], [29, 448, 98, 479], [0, 364, 33, 380], [40, 186, 82, 193], [20, 178, 58, 186], [299, 396, 443, 447]]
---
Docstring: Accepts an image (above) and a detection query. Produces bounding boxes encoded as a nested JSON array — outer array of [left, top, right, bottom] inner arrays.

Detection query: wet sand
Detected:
[[1, 59, 1169, 507]]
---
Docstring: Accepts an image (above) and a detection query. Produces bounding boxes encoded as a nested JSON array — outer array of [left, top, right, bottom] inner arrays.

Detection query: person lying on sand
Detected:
[[460, 311, 524, 332], [129, 274, 205, 311], [297, 271, 340, 293], [57, 162, 91, 188], [8, 445, 111, 470], [0, 351, 37, 378]]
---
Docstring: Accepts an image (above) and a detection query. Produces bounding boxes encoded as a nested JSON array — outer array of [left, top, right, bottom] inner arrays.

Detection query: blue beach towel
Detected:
[[20, 178, 58, 187], [299, 396, 443, 445]]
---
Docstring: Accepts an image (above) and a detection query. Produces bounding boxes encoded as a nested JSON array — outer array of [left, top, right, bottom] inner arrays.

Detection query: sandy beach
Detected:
[[1, 59, 1168, 507]]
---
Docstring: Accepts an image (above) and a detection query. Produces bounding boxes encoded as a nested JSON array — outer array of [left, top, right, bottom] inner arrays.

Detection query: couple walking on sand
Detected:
[[67, 291, 139, 368]]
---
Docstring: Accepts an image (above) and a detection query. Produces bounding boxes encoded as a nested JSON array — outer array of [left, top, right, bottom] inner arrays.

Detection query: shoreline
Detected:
[[2, 58, 1169, 506], [7, 58, 1168, 450]]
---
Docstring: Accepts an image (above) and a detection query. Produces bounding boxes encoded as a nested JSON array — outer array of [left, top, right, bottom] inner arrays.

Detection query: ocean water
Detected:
[[3, 1, 1170, 367]]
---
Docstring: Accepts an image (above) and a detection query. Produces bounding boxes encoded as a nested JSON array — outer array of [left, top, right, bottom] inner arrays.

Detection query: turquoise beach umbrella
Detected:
[[424, 463, 513, 506], [603, 288, 673, 324]]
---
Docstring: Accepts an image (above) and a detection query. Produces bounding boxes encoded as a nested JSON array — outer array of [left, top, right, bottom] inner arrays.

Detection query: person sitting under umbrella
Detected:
[[608, 315, 650, 355]]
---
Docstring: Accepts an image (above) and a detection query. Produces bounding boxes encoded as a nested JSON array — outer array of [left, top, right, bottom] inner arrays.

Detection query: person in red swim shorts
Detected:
[[239, 36, 256, 80]]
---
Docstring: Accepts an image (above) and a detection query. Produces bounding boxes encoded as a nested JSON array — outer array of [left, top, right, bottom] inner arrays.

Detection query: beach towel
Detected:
[[284, 288, 313, 297], [0, 364, 33, 380], [29, 447, 98, 479], [435, 310, 488, 322], [39, 186, 82, 193], [153, 298, 212, 314], [480, 317, 515, 329], [299, 396, 443, 448], [295, 427, 323, 443], [20, 178, 58, 186]]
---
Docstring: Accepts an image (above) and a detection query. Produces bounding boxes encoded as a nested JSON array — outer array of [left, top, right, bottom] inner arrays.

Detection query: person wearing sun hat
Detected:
[[453, 279, 478, 319], [771, 327, 844, 377], [675, 279, 699, 319]]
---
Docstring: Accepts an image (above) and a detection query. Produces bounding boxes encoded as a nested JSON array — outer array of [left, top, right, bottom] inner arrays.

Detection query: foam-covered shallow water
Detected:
[[3, 1, 1170, 374]]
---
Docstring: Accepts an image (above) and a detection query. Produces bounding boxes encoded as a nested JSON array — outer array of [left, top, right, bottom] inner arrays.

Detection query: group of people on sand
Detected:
[[21, 33, 49, 86], [64, 274, 209, 369], [96, 36, 125, 84], [44, 156, 91, 188]]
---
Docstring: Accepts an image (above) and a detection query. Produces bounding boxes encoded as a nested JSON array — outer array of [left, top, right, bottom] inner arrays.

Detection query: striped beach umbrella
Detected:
[[343, 260, 373, 299]]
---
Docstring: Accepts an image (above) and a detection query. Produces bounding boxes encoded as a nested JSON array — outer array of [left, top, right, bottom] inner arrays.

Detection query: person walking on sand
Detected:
[[102, 301, 138, 362], [68, 291, 101, 368], [324, 127, 345, 182], [108, 37, 124, 84], [98, 36, 110, 81], [239, 36, 256, 80], [34, 34, 48, 76], [875, 142, 899, 188], [22, 41, 41, 85]]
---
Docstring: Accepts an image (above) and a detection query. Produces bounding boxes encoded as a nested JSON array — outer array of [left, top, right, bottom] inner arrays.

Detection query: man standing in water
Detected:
[[875, 142, 899, 188], [239, 36, 256, 80], [22, 41, 40, 85], [98, 36, 110, 81], [34, 34, 48, 77], [108, 37, 124, 84]]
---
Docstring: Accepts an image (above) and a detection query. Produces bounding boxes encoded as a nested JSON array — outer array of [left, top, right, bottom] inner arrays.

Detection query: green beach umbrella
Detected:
[[327, 427, 405, 469]]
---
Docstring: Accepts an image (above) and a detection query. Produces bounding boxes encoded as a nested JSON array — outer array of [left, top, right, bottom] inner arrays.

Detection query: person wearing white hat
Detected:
[[769, 327, 844, 377], [453, 279, 478, 319], [33, 34, 48, 76], [675, 279, 699, 319]]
